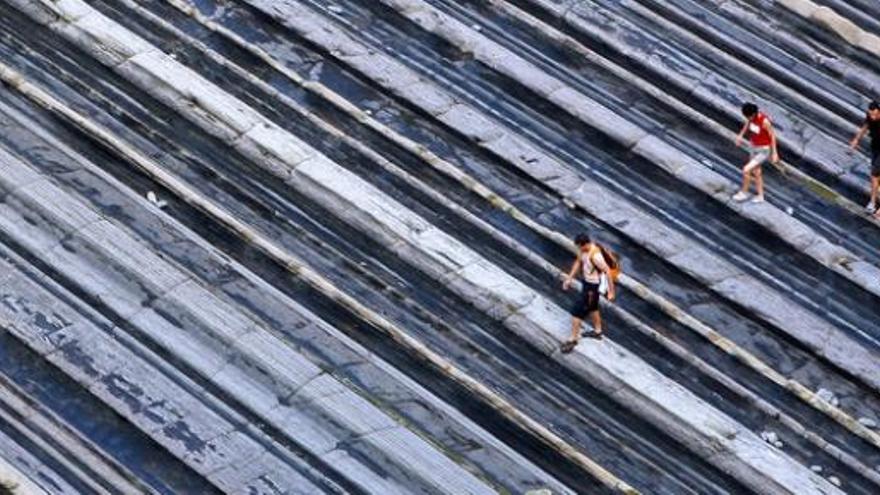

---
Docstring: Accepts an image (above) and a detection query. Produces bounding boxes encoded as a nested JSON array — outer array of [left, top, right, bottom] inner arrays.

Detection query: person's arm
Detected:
[[765, 118, 779, 164], [562, 255, 581, 291], [851, 124, 868, 150], [592, 252, 616, 301], [735, 120, 749, 148], [605, 267, 616, 302]]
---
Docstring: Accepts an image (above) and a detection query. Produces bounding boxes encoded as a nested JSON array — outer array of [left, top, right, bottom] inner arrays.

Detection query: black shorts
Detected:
[[570, 282, 601, 319], [872, 150, 880, 178]]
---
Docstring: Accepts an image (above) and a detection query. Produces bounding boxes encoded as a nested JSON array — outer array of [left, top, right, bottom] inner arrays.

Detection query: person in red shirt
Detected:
[[733, 102, 780, 203]]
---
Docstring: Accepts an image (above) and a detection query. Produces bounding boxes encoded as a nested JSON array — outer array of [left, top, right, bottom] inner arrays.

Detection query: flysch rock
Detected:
[[0, 132, 496, 494], [541, 0, 872, 193], [0, 433, 67, 495], [0, 260, 326, 494], [378, 0, 880, 303], [16, 1, 844, 492], [236, 0, 880, 396], [0, 47, 573, 493]]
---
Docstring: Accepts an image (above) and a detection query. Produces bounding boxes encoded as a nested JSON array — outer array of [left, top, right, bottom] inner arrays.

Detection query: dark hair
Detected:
[[741, 102, 758, 118], [869, 101, 880, 111], [574, 233, 591, 246]]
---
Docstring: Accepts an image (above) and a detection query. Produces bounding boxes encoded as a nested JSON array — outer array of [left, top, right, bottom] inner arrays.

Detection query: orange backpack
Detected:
[[592, 244, 621, 282]]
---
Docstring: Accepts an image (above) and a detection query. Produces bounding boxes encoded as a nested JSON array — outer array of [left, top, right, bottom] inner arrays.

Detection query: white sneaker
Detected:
[[732, 191, 750, 202], [750, 196, 765, 204], [866, 201, 876, 213]]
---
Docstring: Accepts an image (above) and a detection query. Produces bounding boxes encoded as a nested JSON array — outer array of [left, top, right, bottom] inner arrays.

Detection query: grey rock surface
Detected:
[[0, 0, 877, 493]]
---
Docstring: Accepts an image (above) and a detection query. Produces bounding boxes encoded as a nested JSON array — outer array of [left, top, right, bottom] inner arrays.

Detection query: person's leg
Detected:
[[561, 317, 582, 353], [740, 149, 768, 202], [734, 158, 759, 200], [871, 176, 879, 207], [868, 153, 879, 211], [740, 162, 753, 192], [753, 166, 764, 201], [588, 310, 603, 338], [584, 287, 603, 338], [569, 317, 583, 343], [563, 293, 587, 352], [870, 153, 880, 209]]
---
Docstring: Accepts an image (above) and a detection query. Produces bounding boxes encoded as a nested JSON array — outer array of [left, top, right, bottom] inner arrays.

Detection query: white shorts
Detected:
[[748, 146, 770, 166]]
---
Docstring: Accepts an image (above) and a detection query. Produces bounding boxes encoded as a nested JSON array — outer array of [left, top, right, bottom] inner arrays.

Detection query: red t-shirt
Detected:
[[748, 113, 772, 147]]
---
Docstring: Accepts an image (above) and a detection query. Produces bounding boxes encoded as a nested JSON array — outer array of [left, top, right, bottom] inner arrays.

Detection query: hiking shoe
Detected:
[[866, 201, 876, 213], [560, 340, 578, 354], [732, 191, 750, 202], [750, 196, 765, 204]]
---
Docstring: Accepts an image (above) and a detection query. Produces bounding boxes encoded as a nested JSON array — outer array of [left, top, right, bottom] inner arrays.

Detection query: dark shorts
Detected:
[[872, 150, 880, 177], [570, 282, 601, 319]]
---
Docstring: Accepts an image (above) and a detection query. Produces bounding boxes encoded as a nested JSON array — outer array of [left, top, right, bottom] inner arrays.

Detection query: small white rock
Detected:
[[773, 440, 783, 449], [827, 475, 841, 487], [810, 465, 823, 473], [327, 4, 344, 14], [471, 23, 482, 32], [816, 388, 835, 403], [830, 397, 840, 407], [858, 417, 878, 429], [145, 191, 168, 209], [761, 431, 779, 444], [785, 206, 794, 215]]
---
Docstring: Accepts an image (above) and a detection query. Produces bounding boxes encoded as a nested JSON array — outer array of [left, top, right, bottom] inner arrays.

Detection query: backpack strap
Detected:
[[585, 245, 603, 275]]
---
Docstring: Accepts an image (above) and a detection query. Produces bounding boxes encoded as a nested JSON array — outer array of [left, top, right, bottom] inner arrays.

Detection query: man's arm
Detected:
[[765, 119, 780, 163], [851, 124, 868, 150], [592, 252, 616, 301], [735, 121, 749, 148], [606, 275, 616, 301], [562, 256, 581, 291]]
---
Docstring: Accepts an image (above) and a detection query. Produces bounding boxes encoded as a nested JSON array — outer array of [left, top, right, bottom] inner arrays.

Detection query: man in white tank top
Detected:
[[561, 233, 615, 353]]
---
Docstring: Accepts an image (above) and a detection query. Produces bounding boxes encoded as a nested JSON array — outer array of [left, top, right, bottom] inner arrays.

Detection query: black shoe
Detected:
[[560, 340, 578, 353]]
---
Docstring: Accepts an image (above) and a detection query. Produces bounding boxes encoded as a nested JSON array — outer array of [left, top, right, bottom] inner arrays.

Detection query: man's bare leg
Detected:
[[754, 167, 764, 201], [588, 310, 603, 338], [561, 317, 583, 353], [569, 317, 583, 343], [741, 164, 753, 193], [871, 176, 879, 206], [733, 160, 756, 201]]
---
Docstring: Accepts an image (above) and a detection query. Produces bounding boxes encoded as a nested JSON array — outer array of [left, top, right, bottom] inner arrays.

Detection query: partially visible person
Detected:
[[734, 102, 780, 204], [561, 233, 616, 353], [849, 101, 880, 214]]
